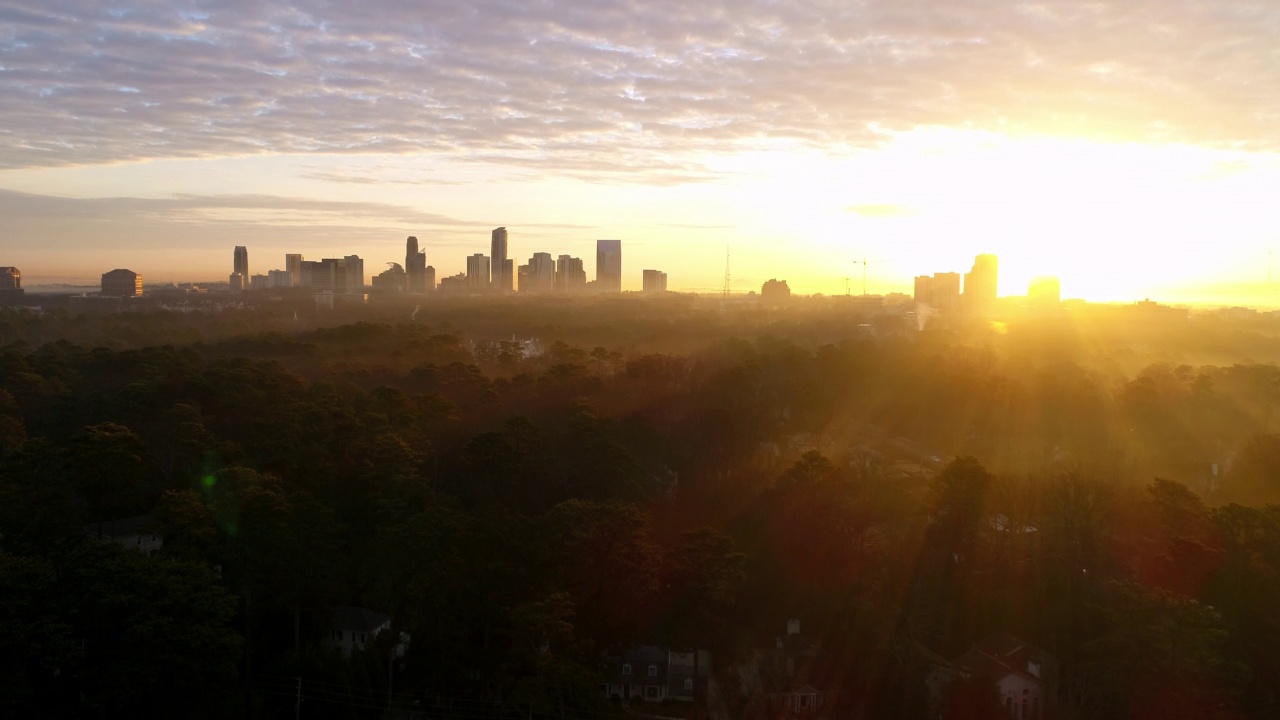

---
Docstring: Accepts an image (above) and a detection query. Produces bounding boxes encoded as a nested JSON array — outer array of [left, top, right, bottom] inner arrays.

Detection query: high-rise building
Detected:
[[286, 254, 302, 287], [250, 274, 269, 291], [233, 246, 248, 281], [521, 252, 555, 293], [102, 269, 143, 297], [643, 269, 668, 293], [932, 272, 961, 312], [914, 275, 934, 307], [424, 265, 436, 292], [596, 239, 622, 292], [466, 254, 491, 292], [268, 269, 290, 288], [0, 266, 24, 305], [761, 279, 790, 305], [555, 255, 586, 292], [406, 236, 427, 293], [299, 260, 319, 287], [963, 254, 999, 315], [372, 263, 406, 292], [344, 255, 364, 292], [491, 227, 510, 292]]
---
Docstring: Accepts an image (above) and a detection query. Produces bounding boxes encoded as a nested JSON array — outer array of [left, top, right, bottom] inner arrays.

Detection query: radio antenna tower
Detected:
[[722, 245, 731, 300]]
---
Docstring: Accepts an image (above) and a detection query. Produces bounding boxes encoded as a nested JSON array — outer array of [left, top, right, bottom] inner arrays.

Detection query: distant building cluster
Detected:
[[368, 229, 657, 296]]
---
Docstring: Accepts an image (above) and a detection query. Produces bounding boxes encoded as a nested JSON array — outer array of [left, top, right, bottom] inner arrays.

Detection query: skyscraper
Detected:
[[963, 254, 999, 315], [643, 269, 668, 293], [555, 255, 586, 292], [406, 236, 427, 293], [233, 246, 248, 282], [286, 254, 302, 287], [521, 252, 555, 293], [344, 255, 364, 292], [932, 272, 961, 312], [913, 275, 934, 307], [491, 227, 510, 292], [466, 254, 491, 292], [596, 239, 622, 292]]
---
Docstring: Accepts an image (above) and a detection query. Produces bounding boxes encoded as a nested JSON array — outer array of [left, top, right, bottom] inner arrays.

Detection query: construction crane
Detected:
[[852, 257, 868, 296]]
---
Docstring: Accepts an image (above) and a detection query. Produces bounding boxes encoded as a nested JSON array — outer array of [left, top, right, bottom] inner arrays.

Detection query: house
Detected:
[[85, 514, 163, 555], [941, 633, 1057, 720], [324, 606, 408, 658], [602, 646, 711, 703], [785, 684, 824, 714]]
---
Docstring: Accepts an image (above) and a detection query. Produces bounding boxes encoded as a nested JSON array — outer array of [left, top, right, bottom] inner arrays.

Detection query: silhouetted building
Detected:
[[0, 266, 23, 305], [1028, 276, 1061, 307], [406, 236, 428, 293], [250, 273, 268, 290], [466, 254, 491, 292], [964, 253, 998, 315], [932, 272, 961, 312], [286, 253, 302, 286], [268, 269, 290, 288], [556, 255, 587, 292], [521, 252, 555, 293], [233, 246, 248, 281], [372, 263, 405, 292], [344, 255, 364, 291], [299, 260, 319, 287], [643, 269, 668, 293], [914, 275, 934, 307], [102, 269, 143, 297], [491, 227, 511, 292], [425, 265, 436, 292], [438, 272, 468, 293], [761, 279, 791, 305], [597, 239, 622, 292]]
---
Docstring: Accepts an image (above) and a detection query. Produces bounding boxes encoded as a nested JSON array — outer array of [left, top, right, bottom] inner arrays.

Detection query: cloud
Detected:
[[2, 0, 1278, 176]]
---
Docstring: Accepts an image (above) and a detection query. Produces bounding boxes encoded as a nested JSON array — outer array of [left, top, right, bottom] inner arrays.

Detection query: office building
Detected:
[[228, 272, 245, 292], [268, 269, 290, 288], [286, 254, 302, 286], [425, 265, 436, 292], [102, 269, 143, 297], [491, 227, 510, 292], [555, 255, 587, 292], [344, 255, 364, 291], [596, 239, 622, 292], [438, 273, 468, 294], [519, 252, 555, 293], [0, 266, 24, 305], [250, 274, 269, 291], [372, 263, 405, 292], [761, 279, 790, 305], [466, 254, 491, 292], [964, 254, 999, 315], [914, 275, 934, 307], [643, 269, 668, 293], [233, 246, 248, 280], [406, 236, 427, 293], [932, 272, 961, 312]]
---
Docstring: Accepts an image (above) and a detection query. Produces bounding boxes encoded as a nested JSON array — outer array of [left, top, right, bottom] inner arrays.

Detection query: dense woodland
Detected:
[[5, 295, 1280, 719]]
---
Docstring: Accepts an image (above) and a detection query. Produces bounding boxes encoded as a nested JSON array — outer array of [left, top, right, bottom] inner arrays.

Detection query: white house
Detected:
[[324, 606, 408, 658]]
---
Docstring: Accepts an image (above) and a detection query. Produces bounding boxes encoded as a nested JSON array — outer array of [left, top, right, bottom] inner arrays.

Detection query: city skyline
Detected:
[[3, 2, 1280, 303]]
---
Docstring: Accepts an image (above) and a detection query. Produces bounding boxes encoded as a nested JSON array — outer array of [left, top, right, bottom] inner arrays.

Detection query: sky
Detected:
[[2, 0, 1280, 303]]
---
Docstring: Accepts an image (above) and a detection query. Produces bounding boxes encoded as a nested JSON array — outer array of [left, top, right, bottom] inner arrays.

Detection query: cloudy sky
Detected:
[[2, 0, 1279, 301]]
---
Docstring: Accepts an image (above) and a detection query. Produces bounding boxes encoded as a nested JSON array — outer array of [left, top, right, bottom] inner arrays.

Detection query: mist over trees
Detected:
[[4, 295, 1280, 718]]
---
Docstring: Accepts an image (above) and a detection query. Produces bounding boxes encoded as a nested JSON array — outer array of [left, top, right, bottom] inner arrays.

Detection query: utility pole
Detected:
[[295, 677, 301, 720]]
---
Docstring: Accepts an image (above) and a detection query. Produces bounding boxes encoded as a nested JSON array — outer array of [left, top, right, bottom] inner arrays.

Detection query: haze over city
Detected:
[[3, 1, 1280, 303]]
